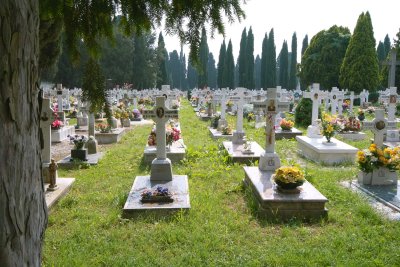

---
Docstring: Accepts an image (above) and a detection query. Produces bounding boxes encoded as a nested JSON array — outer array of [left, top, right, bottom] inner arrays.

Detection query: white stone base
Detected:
[[243, 167, 328, 220], [123, 175, 190, 216], [209, 127, 233, 140], [307, 125, 322, 138], [150, 158, 173, 181], [259, 152, 281, 171], [296, 136, 358, 165], [95, 128, 126, 144], [337, 132, 367, 141], [232, 130, 245, 144], [223, 141, 264, 163], [51, 126, 75, 142], [358, 169, 397, 185], [44, 178, 75, 209], [144, 140, 186, 163]]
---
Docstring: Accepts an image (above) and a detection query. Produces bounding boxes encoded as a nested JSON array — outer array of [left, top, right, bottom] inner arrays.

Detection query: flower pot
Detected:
[[358, 171, 372, 185], [358, 114, 365, 121], [71, 148, 88, 161], [275, 180, 304, 190], [322, 141, 336, 146], [280, 128, 292, 132], [121, 118, 130, 127]]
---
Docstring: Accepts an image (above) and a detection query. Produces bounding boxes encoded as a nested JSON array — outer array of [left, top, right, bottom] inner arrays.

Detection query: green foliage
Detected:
[[381, 30, 400, 89], [198, 28, 209, 88], [187, 60, 198, 89], [339, 12, 380, 93], [156, 33, 169, 88], [299, 25, 351, 90], [82, 58, 106, 114], [246, 27, 255, 89], [223, 40, 235, 89], [266, 28, 277, 88], [294, 97, 313, 127], [301, 34, 309, 56], [207, 53, 217, 88], [377, 41, 386, 63], [288, 32, 298, 90], [169, 50, 181, 88], [279, 41, 289, 88], [217, 40, 226, 88], [384, 34, 391, 58], [261, 33, 268, 89], [132, 33, 157, 89], [254, 55, 261, 89], [238, 27, 247, 87]]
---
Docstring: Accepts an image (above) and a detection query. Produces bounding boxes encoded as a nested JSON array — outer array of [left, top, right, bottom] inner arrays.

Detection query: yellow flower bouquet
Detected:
[[321, 113, 341, 143], [357, 144, 400, 173], [273, 166, 305, 190]]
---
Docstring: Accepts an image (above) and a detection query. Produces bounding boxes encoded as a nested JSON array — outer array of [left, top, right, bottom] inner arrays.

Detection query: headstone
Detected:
[[255, 88, 290, 171], [40, 98, 54, 165], [303, 84, 327, 138], [383, 48, 400, 88], [387, 87, 398, 122], [230, 88, 249, 144], [143, 96, 179, 181], [218, 88, 228, 130], [362, 109, 397, 147]]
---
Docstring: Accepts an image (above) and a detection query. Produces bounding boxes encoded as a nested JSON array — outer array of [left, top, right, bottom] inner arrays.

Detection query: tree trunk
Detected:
[[0, 1, 47, 266]]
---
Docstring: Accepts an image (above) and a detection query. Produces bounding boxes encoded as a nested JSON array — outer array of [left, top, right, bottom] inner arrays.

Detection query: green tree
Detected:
[[207, 53, 217, 88], [261, 33, 268, 89], [254, 55, 261, 89], [384, 34, 391, 58], [289, 32, 297, 89], [339, 12, 379, 93], [279, 41, 289, 88], [187, 60, 198, 89], [377, 41, 386, 63], [198, 28, 209, 88], [266, 28, 277, 87], [156, 32, 169, 88], [132, 33, 156, 89], [299, 25, 351, 90], [301, 34, 309, 56], [246, 27, 255, 89], [381, 29, 400, 89], [238, 27, 247, 87], [169, 50, 181, 88], [217, 40, 227, 88], [0, 1, 244, 263], [224, 40, 235, 89], [179, 47, 187, 90], [82, 58, 106, 113]]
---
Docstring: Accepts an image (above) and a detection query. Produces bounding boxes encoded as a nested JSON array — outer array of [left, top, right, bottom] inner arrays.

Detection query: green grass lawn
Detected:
[[43, 100, 400, 266]]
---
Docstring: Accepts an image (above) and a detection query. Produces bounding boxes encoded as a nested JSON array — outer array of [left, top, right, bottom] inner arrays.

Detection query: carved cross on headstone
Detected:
[[303, 83, 327, 128], [362, 109, 397, 146], [383, 49, 400, 88]]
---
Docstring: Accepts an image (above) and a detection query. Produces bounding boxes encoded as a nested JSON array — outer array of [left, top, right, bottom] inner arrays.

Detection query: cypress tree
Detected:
[[384, 34, 391, 58], [254, 55, 261, 89], [339, 12, 379, 93], [198, 28, 209, 88], [156, 32, 168, 88], [261, 33, 268, 89], [289, 32, 297, 89], [377, 41, 385, 63], [187, 60, 198, 89], [207, 52, 217, 88], [266, 28, 277, 87], [217, 40, 226, 88], [246, 27, 255, 89], [238, 27, 247, 86], [224, 39, 235, 89], [169, 50, 180, 88], [279, 41, 289, 88], [301, 34, 309, 56]]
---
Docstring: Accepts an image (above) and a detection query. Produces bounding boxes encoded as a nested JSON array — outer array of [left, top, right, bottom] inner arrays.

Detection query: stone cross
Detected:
[[330, 87, 341, 115], [255, 88, 290, 171], [383, 49, 400, 88], [230, 87, 251, 144], [363, 109, 397, 146], [303, 83, 327, 137], [143, 96, 179, 181], [387, 87, 399, 121], [40, 98, 54, 164], [56, 84, 63, 112]]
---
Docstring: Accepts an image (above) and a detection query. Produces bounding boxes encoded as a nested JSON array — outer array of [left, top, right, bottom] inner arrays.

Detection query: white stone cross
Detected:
[[230, 88, 251, 140], [330, 87, 344, 115], [40, 98, 54, 164], [303, 83, 327, 137], [383, 49, 400, 88], [56, 83, 64, 112], [362, 109, 397, 146]]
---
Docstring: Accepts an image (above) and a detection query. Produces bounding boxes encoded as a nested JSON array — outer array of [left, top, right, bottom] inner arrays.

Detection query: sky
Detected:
[[162, 0, 399, 62]]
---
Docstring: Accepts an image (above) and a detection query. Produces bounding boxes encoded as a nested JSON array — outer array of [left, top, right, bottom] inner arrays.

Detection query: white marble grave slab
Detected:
[[296, 136, 357, 165], [51, 126, 75, 142], [123, 175, 190, 216], [95, 128, 126, 144], [223, 141, 264, 163], [144, 140, 186, 163], [337, 132, 367, 141], [45, 178, 75, 209], [243, 167, 328, 220], [209, 127, 233, 140]]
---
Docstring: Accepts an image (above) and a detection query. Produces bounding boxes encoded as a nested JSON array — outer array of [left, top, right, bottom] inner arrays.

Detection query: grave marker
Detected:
[[303, 83, 327, 138], [362, 109, 397, 147]]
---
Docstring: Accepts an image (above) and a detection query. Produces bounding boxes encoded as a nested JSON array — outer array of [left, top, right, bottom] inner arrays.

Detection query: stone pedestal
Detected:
[[296, 136, 358, 165], [275, 127, 303, 140], [95, 128, 126, 144], [150, 158, 173, 181], [223, 141, 264, 163], [307, 125, 322, 138], [259, 152, 281, 171], [110, 117, 118, 129], [217, 119, 227, 131], [337, 132, 367, 141], [232, 130, 245, 144], [243, 167, 328, 221], [368, 168, 398, 185], [123, 175, 190, 217], [77, 115, 88, 127], [86, 136, 98, 154], [51, 126, 75, 142], [144, 140, 186, 163], [45, 178, 75, 209], [209, 127, 233, 140], [386, 130, 399, 142]]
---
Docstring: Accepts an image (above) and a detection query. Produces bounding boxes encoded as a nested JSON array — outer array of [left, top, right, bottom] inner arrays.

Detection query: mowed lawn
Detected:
[[43, 99, 400, 266]]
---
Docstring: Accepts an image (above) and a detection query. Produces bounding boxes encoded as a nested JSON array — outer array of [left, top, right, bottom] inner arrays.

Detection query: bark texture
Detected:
[[0, 0, 48, 266]]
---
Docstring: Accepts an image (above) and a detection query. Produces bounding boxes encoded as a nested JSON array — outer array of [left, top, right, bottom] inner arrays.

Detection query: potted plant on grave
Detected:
[[279, 118, 294, 131], [68, 135, 88, 161], [210, 114, 220, 129], [357, 108, 365, 121], [226, 100, 233, 112], [221, 124, 233, 135], [166, 125, 181, 149], [320, 113, 341, 144], [357, 144, 400, 184], [147, 128, 157, 146], [130, 109, 142, 121], [247, 112, 255, 122], [342, 116, 361, 133], [140, 186, 173, 203], [51, 113, 64, 130], [114, 104, 130, 127], [273, 166, 306, 193], [95, 123, 112, 133]]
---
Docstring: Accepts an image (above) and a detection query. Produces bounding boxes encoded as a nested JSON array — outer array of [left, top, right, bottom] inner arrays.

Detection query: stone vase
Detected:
[[121, 118, 130, 127], [371, 167, 398, 185], [71, 148, 88, 161], [358, 171, 372, 185]]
